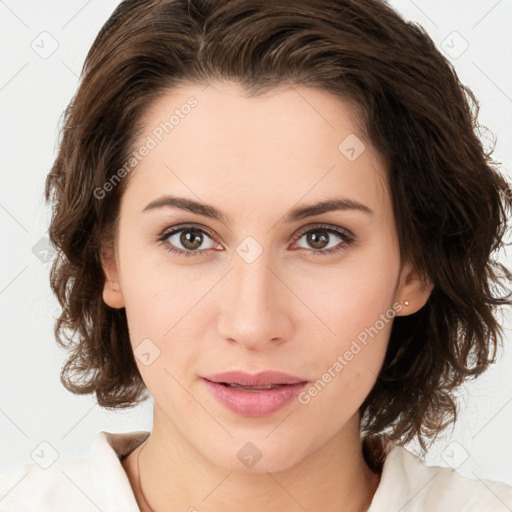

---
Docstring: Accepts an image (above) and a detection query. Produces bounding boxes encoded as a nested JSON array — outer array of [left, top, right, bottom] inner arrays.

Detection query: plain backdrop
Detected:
[[1, 0, 511, 487]]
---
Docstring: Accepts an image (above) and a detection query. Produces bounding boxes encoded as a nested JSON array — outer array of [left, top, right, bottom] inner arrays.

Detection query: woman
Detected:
[[1, 0, 511, 511]]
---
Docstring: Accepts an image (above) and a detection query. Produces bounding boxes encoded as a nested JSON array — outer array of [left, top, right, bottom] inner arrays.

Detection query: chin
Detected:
[[198, 436, 308, 474]]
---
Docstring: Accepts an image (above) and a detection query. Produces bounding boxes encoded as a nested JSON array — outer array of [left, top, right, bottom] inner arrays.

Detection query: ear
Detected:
[[100, 242, 125, 309], [395, 259, 433, 316]]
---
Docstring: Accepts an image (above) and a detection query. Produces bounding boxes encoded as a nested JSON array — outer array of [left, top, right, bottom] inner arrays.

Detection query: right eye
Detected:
[[157, 225, 220, 257]]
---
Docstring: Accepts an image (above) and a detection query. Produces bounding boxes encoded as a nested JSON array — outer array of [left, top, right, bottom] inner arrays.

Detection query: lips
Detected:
[[203, 370, 308, 387], [202, 377, 309, 417]]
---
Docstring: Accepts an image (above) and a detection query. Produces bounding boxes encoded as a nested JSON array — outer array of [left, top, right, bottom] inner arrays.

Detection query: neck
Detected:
[[124, 408, 381, 512]]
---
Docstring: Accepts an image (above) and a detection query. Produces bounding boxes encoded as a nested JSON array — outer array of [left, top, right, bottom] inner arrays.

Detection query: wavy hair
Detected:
[[44, 0, 512, 471]]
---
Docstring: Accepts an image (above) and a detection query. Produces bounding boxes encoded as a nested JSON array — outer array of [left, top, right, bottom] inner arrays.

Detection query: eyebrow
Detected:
[[142, 195, 374, 223]]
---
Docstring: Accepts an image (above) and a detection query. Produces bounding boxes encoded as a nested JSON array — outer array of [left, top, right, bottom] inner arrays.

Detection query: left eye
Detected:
[[293, 226, 353, 254], [157, 224, 354, 258]]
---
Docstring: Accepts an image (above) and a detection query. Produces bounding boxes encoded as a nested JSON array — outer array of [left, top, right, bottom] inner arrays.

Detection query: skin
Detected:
[[101, 81, 432, 512]]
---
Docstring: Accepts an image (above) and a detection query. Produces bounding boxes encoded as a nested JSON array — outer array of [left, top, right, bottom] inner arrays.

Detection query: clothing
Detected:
[[0, 430, 511, 511]]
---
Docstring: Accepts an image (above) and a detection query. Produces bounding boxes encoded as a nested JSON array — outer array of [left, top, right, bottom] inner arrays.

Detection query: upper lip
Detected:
[[203, 370, 308, 386]]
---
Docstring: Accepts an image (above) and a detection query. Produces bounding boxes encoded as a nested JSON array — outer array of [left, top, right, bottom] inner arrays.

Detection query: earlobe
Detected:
[[395, 260, 433, 316], [100, 244, 125, 309]]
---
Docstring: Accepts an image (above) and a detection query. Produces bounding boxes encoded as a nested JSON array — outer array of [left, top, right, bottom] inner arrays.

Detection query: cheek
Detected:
[[117, 248, 206, 374], [117, 236, 187, 338], [297, 231, 399, 339], [293, 234, 399, 398], [121, 274, 202, 410], [297, 303, 393, 424]]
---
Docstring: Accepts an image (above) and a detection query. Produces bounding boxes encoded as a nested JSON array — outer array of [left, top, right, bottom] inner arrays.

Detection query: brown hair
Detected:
[[44, 0, 512, 471]]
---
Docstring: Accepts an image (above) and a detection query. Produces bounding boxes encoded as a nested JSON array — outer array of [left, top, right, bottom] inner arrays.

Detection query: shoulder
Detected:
[[0, 431, 149, 512], [0, 454, 94, 512], [369, 442, 512, 512]]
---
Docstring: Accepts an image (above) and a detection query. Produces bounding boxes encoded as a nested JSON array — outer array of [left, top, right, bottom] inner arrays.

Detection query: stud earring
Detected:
[[403, 300, 409, 306]]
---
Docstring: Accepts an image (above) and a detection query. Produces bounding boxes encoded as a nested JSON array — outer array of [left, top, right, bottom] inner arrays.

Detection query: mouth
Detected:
[[207, 381, 305, 391], [201, 376, 309, 417], [202, 370, 309, 388]]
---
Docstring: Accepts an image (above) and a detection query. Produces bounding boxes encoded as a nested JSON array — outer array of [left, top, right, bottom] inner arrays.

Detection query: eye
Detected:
[[157, 223, 355, 258], [157, 225, 219, 258], [291, 224, 355, 256]]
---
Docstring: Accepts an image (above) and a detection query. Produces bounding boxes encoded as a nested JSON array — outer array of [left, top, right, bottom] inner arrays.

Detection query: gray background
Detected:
[[1, 0, 511, 486]]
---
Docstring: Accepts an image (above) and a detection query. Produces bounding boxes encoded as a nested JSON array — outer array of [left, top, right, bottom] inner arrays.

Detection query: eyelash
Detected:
[[156, 223, 355, 258]]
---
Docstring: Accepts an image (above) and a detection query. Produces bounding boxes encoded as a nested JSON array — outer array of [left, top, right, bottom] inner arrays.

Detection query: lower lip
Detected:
[[202, 379, 308, 417]]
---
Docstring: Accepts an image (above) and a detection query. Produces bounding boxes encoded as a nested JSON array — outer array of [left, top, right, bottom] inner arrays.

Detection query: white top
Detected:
[[1, 430, 511, 511]]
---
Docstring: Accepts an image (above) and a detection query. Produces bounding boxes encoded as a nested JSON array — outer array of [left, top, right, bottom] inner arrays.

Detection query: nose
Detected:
[[216, 249, 293, 351]]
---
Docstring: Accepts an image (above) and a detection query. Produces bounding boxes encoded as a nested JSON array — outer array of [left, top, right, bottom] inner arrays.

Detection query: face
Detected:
[[101, 81, 430, 473]]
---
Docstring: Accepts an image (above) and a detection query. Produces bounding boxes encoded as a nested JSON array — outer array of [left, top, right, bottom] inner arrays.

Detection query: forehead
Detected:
[[122, 81, 389, 218]]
